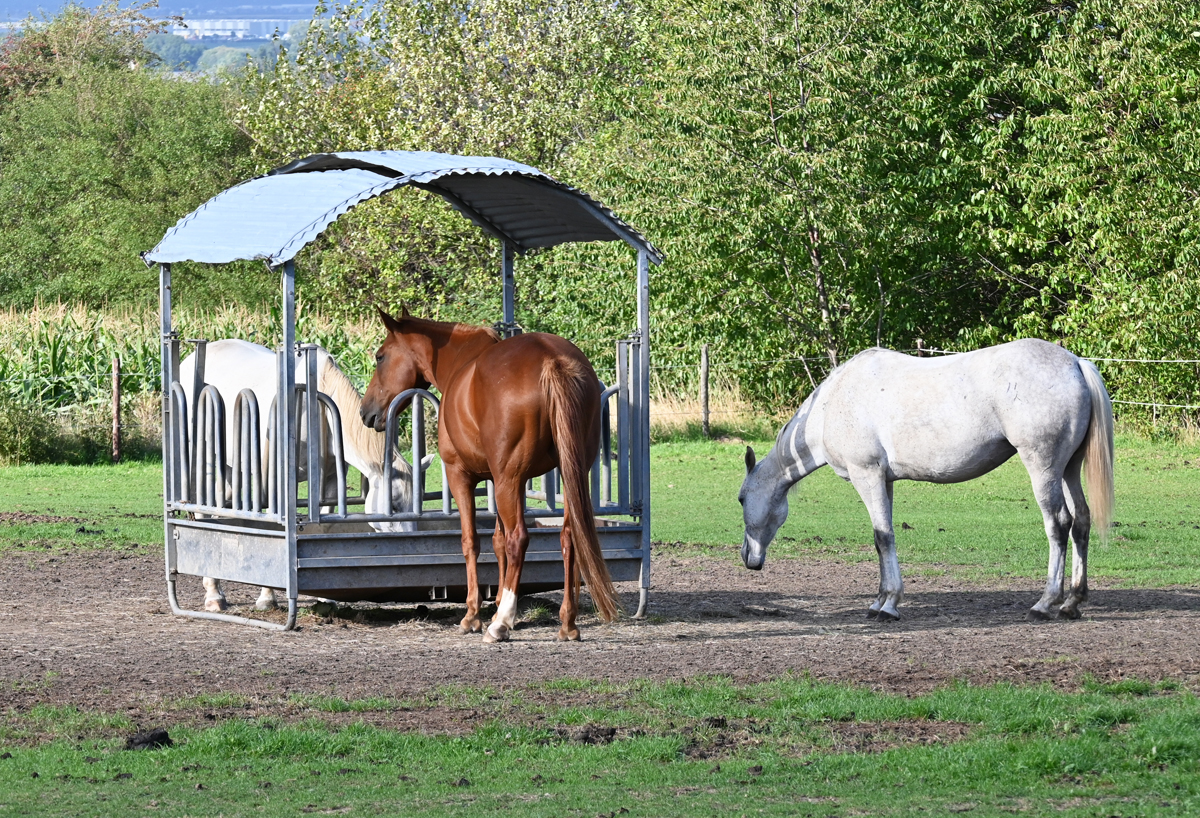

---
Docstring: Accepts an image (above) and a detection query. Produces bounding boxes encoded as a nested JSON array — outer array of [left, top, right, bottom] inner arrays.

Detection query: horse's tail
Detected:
[[1078, 357, 1115, 543], [541, 356, 620, 622]]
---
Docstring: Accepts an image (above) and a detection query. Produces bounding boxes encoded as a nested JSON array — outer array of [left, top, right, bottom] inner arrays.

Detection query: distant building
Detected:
[[171, 19, 302, 39]]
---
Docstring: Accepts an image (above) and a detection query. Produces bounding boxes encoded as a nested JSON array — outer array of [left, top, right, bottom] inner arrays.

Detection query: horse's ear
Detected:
[[377, 306, 403, 333], [400, 303, 411, 318], [745, 446, 756, 474]]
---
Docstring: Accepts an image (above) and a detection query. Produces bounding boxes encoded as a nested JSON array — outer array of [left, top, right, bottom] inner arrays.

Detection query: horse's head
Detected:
[[360, 307, 432, 432], [739, 446, 789, 570]]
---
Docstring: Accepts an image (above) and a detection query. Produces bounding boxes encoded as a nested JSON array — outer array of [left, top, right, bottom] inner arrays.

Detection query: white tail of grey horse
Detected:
[[739, 338, 1115, 624], [1078, 358, 1114, 543]]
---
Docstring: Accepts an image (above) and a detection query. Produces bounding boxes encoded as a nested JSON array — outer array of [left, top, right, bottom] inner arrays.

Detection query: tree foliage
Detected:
[[0, 2, 160, 102], [0, 5, 267, 309], [4, 0, 1200, 418], [238, 0, 647, 326]]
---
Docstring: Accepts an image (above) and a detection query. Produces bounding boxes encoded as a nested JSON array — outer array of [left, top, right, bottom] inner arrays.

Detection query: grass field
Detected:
[[1, 677, 1198, 816], [2, 433, 1199, 816], [3, 432, 1198, 585]]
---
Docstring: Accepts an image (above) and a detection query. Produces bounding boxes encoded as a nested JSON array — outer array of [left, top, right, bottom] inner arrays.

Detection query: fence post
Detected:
[[916, 338, 926, 358], [111, 354, 121, 463], [700, 344, 710, 438]]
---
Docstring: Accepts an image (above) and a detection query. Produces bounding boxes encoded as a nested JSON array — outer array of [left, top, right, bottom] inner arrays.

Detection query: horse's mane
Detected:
[[456, 322, 502, 343], [318, 356, 396, 473]]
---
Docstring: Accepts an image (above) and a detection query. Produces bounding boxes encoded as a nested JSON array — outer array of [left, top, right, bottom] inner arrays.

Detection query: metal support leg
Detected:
[[167, 576, 296, 631]]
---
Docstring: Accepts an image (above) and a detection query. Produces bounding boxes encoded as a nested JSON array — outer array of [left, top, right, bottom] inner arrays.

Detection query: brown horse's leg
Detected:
[[490, 515, 507, 624], [447, 468, 484, 634], [557, 503, 581, 641], [484, 479, 528, 643]]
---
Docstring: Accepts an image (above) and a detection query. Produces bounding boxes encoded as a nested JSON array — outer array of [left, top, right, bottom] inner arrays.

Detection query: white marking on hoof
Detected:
[[1057, 605, 1081, 621], [876, 607, 900, 622], [204, 597, 227, 613], [483, 622, 510, 643]]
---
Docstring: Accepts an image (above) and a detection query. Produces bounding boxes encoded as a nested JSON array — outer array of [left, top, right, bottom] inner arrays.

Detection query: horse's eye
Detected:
[[375, 352, 383, 363]]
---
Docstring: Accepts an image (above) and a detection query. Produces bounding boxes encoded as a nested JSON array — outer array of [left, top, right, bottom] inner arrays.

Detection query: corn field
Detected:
[[0, 303, 387, 465], [0, 302, 385, 406]]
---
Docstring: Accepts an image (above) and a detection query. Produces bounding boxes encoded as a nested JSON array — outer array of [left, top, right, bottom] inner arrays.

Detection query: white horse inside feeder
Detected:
[[740, 338, 1114, 622], [178, 339, 428, 611]]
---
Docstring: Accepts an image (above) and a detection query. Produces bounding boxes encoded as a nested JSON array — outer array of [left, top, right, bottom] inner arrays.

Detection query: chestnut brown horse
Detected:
[[360, 309, 619, 642]]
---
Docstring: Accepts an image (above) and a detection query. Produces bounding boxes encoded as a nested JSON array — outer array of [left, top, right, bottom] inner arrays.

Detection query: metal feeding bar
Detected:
[[151, 151, 658, 630], [383, 388, 450, 517]]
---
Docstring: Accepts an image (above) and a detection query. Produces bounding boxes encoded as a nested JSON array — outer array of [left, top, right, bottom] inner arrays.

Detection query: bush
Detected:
[[0, 393, 56, 465]]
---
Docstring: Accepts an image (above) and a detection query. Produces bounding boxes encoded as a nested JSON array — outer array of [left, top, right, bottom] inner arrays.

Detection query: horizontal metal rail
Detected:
[[297, 548, 644, 569]]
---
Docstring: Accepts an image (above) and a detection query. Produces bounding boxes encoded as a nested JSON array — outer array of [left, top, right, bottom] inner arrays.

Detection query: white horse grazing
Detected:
[[740, 338, 1114, 622], [179, 339, 425, 612]]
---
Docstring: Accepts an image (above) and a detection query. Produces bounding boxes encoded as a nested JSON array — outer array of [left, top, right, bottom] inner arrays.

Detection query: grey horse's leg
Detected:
[[1060, 448, 1090, 619], [850, 471, 902, 621], [1024, 455, 1073, 621]]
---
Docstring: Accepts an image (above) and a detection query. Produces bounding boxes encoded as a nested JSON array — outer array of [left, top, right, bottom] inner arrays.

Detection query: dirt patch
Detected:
[[825, 720, 973, 754], [0, 512, 84, 525], [2, 547, 1200, 733]]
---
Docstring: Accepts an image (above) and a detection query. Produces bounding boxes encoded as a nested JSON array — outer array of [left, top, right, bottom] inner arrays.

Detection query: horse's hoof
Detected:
[[1027, 607, 1054, 622], [865, 608, 880, 619], [1058, 606, 1081, 621], [875, 609, 900, 622], [255, 599, 278, 612], [483, 623, 510, 643], [204, 598, 227, 613], [459, 617, 482, 634], [556, 628, 581, 642]]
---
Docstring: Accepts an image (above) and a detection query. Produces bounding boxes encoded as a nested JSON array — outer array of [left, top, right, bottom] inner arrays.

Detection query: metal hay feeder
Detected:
[[144, 151, 661, 630]]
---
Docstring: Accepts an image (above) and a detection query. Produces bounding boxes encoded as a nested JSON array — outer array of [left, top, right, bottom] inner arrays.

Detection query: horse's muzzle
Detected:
[[741, 539, 764, 570], [360, 408, 380, 430]]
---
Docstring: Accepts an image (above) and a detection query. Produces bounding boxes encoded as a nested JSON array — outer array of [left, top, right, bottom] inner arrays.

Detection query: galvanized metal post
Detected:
[[160, 263, 177, 586], [280, 261, 299, 627], [501, 241, 515, 336], [304, 345, 321, 523], [190, 341, 207, 505], [412, 395, 425, 516], [635, 249, 651, 618]]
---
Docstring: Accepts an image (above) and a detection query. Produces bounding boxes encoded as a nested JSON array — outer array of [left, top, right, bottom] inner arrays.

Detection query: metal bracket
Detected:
[[492, 321, 524, 338], [429, 586, 449, 601]]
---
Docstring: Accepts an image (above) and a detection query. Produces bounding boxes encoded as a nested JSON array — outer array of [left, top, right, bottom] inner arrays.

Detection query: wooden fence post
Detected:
[[111, 354, 121, 463], [916, 338, 926, 358], [700, 344, 710, 438]]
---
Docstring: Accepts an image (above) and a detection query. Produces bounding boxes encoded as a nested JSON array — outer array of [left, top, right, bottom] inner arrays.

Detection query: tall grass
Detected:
[[648, 372, 783, 442], [0, 302, 386, 406], [0, 303, 387, 464]]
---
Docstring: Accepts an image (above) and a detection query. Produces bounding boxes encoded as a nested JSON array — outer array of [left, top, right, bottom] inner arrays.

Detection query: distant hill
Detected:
[[0, 0, 315, 23]]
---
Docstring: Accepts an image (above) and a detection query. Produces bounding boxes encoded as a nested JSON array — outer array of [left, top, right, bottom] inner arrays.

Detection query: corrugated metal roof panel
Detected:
[[145, 150, 661, 266]]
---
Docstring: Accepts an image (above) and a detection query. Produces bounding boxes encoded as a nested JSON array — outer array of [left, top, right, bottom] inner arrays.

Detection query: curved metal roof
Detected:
[[144, 150, 661, 266]]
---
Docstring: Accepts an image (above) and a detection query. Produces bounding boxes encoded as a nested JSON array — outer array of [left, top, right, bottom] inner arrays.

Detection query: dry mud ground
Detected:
[[2, 547, 1199, 730]]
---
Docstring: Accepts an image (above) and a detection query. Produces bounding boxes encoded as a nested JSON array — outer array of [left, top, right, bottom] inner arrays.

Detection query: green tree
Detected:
[[144, 33, 205, 69], [198, 45, 254, 73], [0, 6, 265, 308], [239, 0, 647, 328]]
